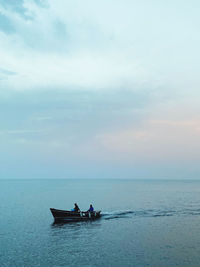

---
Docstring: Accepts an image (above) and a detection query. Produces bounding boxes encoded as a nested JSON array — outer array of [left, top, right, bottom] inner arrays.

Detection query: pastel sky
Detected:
[[0, 0, 200, 179]]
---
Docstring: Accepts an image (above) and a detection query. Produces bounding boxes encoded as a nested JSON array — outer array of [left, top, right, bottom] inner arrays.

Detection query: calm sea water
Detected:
[[1, 179, 200, 266]]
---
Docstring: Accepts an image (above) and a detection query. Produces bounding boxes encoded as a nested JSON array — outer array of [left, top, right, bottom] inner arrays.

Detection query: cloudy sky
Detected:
[[0, 0, 200, 179]]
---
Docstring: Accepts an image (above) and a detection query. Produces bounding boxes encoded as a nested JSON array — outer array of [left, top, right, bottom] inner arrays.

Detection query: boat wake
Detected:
[[102, 208, 200, 220]]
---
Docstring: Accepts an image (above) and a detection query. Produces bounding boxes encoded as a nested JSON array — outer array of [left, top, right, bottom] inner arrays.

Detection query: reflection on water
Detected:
[[50, 220, 103, 245]]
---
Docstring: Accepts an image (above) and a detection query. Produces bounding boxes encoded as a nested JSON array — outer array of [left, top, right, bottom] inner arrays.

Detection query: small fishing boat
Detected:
[[50, 208, 101, 223]]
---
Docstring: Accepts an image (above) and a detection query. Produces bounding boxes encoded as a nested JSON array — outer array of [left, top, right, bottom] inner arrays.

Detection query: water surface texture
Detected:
[[1, 179, 200, 266]]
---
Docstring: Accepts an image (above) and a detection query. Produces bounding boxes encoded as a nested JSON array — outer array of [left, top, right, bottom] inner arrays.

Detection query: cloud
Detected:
[[0, 67, 17, 81], [0, 88, 150, 138], [1, 0, 200, 178], [89, 112, 200, 165], [0, 68, 17, 75], [150, 119, 200, 128], [3, 0, 199, 91], [0, 129, 43, 135]]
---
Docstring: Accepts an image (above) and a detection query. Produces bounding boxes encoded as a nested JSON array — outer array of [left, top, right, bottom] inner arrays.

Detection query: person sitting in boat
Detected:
[[71, 203, 80, 212], [88, 204, 94, 212]]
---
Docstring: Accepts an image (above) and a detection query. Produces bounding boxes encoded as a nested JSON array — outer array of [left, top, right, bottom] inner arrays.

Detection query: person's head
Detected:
[[90, 204, 92, 207]]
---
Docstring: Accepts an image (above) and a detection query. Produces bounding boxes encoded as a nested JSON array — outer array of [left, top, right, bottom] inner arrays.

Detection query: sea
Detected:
[[1, 179, 200, 267]]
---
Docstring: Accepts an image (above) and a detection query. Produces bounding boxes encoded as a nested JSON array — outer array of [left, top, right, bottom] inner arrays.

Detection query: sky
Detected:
[[0, 0, 200, 179]]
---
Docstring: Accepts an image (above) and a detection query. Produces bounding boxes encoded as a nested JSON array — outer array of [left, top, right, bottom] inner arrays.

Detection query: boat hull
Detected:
[[50, 208, 101, 223]]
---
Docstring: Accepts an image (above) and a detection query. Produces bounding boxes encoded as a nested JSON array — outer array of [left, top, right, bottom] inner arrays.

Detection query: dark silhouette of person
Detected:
[[74, 203, 80, 212], [88, 204, 94, 212]]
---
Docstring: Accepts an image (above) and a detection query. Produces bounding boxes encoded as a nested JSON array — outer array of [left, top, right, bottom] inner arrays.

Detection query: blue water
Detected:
[[1, 179, 200, 266]]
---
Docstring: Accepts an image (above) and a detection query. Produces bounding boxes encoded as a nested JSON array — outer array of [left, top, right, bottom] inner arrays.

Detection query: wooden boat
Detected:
[[50, 208, 101, 223]]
